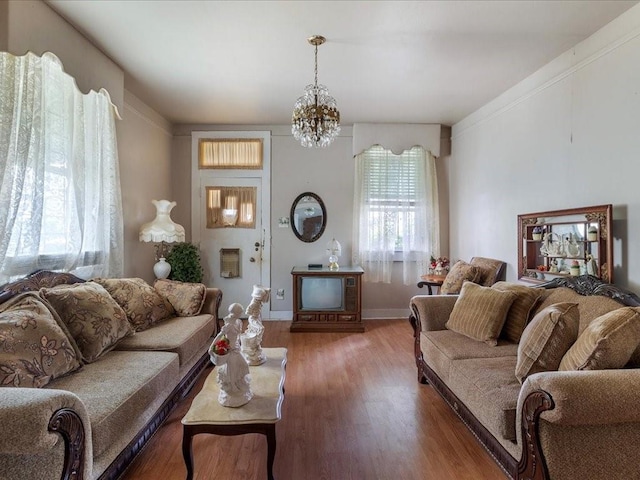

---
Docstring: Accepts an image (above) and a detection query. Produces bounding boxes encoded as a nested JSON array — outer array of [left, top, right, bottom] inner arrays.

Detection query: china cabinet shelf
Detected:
[[518, 205, 613, 284]]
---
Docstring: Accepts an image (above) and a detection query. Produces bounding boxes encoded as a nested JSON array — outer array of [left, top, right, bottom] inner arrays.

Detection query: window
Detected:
[[353, 145, 439, 285], [0, 52, 123, 283], [198, 138, 263, 169]]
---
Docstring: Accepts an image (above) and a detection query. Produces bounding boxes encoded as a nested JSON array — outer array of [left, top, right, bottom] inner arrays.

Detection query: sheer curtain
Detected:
[[352, 145, 439, 285], [0, 52, 123, 283]]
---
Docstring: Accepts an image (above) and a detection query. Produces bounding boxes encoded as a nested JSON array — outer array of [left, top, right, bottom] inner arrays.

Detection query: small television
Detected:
[[299, 276, 344, 311], [296, 274, 358, 312]]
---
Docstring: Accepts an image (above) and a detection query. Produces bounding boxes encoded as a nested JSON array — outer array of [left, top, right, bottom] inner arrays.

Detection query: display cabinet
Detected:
[[518, 204, 613, 284]]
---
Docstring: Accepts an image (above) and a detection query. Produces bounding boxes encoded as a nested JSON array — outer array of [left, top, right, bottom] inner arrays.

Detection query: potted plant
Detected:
[[532, 226, 543, 241], [166, 242, 204, 283], [587, 225, 598, 242]]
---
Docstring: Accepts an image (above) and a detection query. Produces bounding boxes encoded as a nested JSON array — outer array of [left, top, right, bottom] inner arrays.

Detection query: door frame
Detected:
[[191, 130, 271, 318]]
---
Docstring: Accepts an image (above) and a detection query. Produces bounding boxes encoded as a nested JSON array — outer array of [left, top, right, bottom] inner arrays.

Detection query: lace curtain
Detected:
[[352, 145, 439, 285], [0, 52, 124, 283]]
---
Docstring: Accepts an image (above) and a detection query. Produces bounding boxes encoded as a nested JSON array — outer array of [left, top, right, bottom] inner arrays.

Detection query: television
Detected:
[[299, 276, 344, 311]]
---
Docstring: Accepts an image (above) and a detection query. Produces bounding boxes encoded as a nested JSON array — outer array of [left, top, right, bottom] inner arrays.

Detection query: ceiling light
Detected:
[[292, 35, 341, 148]]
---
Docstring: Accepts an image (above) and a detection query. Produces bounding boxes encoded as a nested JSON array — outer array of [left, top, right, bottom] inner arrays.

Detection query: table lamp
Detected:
[[327, 238, 342, 271], [139, 200, 186, 279]]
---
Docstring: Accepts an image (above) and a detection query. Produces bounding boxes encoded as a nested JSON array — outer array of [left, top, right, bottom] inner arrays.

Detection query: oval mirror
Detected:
[[290, 192, 326, 243]]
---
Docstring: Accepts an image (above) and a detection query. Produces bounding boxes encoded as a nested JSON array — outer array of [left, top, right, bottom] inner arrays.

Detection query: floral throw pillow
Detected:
[[0, 292, 82, 387], [92, 278, 175, 332], [154, 279, 206, 317], [41, 283, 134, 363], [440, 260, 482, 294]]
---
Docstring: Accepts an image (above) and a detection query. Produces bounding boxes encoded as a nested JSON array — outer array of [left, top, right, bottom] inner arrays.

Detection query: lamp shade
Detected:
[[139, 200, 185, 243]]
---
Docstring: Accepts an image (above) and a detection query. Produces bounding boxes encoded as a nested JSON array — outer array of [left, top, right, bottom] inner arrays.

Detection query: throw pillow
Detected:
[[559, 307, 640, 371], [440, 260, 482, 294], [41, 282, 134, 363], [92, 278, 175, 332], [445, 281, 517, 346], [0, 292, 82, 387], [515, 302, 579, 384], [154, 279, 206, 316], [492, 282, 542, 343]]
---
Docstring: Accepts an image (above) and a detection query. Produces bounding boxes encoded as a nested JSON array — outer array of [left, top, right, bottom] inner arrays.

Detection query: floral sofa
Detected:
[[410, 275, 640, 480], [0, 270, 222, 480]]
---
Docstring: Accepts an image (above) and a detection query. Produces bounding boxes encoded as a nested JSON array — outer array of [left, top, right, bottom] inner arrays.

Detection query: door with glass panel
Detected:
[[191, 132, 271, 319]]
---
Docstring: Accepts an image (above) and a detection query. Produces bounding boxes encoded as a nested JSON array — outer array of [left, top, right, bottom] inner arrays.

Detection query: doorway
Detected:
[[191, 131, 271, 319]]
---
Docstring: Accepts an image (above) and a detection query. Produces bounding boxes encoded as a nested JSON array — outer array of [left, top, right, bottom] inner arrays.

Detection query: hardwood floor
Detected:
[[120, 319, 506, 480]]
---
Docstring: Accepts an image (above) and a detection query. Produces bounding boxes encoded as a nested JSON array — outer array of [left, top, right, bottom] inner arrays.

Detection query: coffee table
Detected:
[[181, 347, 287, 480]]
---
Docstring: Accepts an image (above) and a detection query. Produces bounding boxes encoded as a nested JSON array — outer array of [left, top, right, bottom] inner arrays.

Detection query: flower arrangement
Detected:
[[430, 256, 450, 270], [211, 335, 231, 356]]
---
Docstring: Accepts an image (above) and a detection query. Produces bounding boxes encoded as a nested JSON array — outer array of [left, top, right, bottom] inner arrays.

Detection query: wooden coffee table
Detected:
[[181, 347, 287, 480]]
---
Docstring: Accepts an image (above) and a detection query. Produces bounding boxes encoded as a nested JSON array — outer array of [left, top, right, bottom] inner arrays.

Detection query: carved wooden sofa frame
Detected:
[[409, 275, 640, 480], [0, 270, 222, 480]]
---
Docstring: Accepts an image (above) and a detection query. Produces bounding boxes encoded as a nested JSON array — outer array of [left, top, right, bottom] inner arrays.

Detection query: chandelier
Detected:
[[292, 35, 341, 148]]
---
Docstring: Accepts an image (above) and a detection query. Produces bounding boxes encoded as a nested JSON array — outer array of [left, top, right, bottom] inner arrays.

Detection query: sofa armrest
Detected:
[[409, 294, 458, 332], [516, 369, 640, 480], [519, 369, 640, 426], [0, 388, 92, 480], [201, 287, 222, 323]]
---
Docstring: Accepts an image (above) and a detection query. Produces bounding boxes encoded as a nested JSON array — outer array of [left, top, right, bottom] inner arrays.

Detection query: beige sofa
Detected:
[[0, 271, 222, 480], [410, 275, 640, 480]]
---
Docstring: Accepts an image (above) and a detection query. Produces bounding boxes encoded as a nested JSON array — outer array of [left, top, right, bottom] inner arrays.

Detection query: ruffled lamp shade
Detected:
[[139, 200, 186, 279]]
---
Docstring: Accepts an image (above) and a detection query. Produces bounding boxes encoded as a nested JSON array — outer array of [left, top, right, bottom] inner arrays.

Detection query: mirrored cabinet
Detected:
[[518, 204, 613, 284]]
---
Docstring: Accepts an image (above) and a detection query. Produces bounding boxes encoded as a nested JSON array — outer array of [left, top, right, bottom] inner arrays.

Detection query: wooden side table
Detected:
[[417, 274, 447, 295], [181, 347, 287, 480]]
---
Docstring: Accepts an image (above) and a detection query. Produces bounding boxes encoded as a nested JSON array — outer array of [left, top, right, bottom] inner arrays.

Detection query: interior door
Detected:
[[191, 130, 271, 320], [198, 177, 264, 318]]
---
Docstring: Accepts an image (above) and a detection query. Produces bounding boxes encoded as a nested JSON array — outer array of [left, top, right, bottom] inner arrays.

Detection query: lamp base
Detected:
[[154, 257, 171, 279]]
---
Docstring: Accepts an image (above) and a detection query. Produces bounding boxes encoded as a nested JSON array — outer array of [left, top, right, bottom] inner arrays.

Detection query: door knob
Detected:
[[249, 257, 256, 262]]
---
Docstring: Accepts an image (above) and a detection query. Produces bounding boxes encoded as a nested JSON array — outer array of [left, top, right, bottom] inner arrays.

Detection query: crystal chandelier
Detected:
[[292, 35, 341, 148]]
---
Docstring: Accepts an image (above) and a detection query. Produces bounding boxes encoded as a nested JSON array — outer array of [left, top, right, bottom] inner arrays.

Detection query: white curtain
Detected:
[[352, 145, 439, 285], [0, 52, 123, 283]]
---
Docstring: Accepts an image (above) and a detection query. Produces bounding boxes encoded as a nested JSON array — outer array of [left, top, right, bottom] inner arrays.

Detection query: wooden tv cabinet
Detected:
[[290, 266, 364, 332]]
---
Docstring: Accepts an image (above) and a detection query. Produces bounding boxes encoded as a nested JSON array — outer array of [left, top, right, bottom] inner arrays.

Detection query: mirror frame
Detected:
[[517, 204, 613, 284], [290, 192, 327, 243]]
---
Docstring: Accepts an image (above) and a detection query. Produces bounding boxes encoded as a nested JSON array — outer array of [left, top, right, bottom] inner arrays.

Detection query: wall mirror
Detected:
[[518, 204, 613, 284], [290, 192, 326, 243]]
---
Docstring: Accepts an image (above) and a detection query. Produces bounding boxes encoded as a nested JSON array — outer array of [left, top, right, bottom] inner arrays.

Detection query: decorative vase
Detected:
[[153, 257, 171, 279], [532, 233, 542, 241]]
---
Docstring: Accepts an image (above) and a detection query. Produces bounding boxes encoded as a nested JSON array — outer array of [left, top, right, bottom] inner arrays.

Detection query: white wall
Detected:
[[449, 4, 640, 292], [172, 124, 447, 318]]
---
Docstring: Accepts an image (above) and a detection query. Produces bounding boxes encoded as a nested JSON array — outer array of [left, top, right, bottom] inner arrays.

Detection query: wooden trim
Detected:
[[48, 408, 86, 480], [517, 391, 554, 480]]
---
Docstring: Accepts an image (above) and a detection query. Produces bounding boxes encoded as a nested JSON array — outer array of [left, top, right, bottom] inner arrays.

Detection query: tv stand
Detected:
[[290, 266, 364, 333]]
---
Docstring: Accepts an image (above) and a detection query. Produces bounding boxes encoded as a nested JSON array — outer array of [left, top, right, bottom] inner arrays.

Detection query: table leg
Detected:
[[266, 424, 276, 480], [182, 427, 194, 480], [416, 281, 434, 295]]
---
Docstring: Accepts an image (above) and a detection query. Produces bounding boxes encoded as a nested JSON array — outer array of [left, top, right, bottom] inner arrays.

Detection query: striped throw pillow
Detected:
[[446, 281, 517, 346], [515, 302, 579, 383], [492, 282, 542, 343], [559, 307, 640, 371]]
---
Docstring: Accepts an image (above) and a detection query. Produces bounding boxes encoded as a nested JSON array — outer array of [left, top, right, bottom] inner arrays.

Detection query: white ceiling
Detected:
[[46, 0, 638, 126]]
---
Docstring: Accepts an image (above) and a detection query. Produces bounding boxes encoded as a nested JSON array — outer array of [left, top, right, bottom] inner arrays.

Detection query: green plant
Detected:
[[166, 242, 204, 283]]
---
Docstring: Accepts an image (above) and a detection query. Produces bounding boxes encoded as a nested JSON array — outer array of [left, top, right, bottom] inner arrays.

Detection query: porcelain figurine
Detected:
[[240, 285, 270, 366], [210, 303, 253, 407]]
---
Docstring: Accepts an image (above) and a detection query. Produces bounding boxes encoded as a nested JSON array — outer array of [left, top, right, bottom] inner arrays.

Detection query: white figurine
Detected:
[[209, 303, 253, 407], [240, 285, 270, 366]]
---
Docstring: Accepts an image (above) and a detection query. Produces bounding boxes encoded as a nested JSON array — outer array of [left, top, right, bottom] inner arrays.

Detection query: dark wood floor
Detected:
[[120, 319, 506, 480]]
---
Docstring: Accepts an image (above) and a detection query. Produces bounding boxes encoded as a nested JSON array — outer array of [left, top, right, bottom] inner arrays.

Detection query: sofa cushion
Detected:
[[92, 278, 175, 332], [492, 282, 542, 343], [420, 330, 518, 383], [446, 281, 517, 346], [533, 287, 624, 333], [46, 350, 179, 459], [559, 307, 640, 371], [449, 356, 521, 441], [154, 279, 206, 316], [440, 260, 482, 294], [0, 292, 82, 387], [515, 302, 579, 383], [114, 314, 215, 367], [41, 283, 134, 363]]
